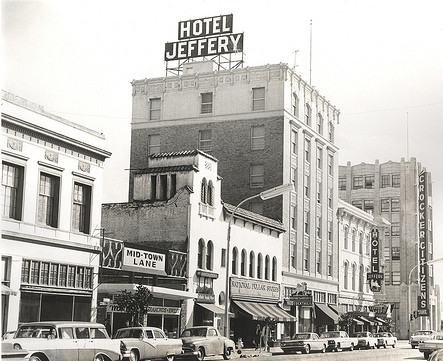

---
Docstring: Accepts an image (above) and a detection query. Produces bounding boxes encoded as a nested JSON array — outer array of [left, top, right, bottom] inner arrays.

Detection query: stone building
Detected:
[[128, 61, 341, 336], [339, 158, 440, 339], [1, 91, 111, 333]]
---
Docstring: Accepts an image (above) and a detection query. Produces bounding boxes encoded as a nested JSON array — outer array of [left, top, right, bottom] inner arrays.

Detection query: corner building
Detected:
[[129, 61, 341, 336], [339, 158, 440, 339]]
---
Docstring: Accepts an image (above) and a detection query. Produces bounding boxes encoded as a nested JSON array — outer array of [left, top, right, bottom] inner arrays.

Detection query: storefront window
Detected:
[[19, 292, 40, 322]]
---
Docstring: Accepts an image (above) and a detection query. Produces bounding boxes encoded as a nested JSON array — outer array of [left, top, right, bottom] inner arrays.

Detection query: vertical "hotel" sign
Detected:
[[417, 170, 429, 316]]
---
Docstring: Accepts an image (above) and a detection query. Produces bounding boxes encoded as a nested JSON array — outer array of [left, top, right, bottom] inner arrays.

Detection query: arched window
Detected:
[[241, 249, 247, 276], [352, 229, 356, 252], [352, 263, 356, 290], [201, 178, 207, 203], [257, 253, 263, 279], [206, 241, 213, 271], [359, 232, 363, 255], [249, 251, 255, 278], [359, 264, 364, 292], [272, 257, 277, 281], [344, 261, 349, 289], [198, 239, 205, 269], [344, 226, 349, 249], [232, 247, 238, 275], [317, 113, 323, 135], [265, 255, 270, 280], [305, 103, 311, 126], [207, 180, 214, 206]]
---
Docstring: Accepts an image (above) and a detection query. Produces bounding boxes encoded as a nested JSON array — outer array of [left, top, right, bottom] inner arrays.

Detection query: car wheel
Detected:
[[165, 355, 175, 361], [412, 345, 416, 349], [321, 344, 326, 353], [302, 345, 310, 354], [383, 343, 387, 349], [424, 352, 430, 359], [223, 346, 232, 360], [129, 350, 140, 361], [29, 356, 43, 361], [392, 342, 396, 348], [94, 355, 105, 361], [196, 347, 205, 361], [349, 343, 354, 351], [336, 343, 342, 352]]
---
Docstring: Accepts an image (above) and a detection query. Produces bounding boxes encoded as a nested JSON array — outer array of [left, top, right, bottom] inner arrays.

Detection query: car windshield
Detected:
[[374, 333, 387, 337], [181, 328, 207, 337], [415, 331, 433, 335], [431, 334, 443, 340], [115, 328, 143, 339], [356, 332, 369, 337], [16, 326, 57, 339], [320, 332, 340, 338], [293, 333, 310, 340]]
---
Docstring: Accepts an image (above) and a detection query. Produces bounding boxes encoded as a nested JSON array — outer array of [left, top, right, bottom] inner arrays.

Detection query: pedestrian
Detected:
[[254, 324, 261, 351]]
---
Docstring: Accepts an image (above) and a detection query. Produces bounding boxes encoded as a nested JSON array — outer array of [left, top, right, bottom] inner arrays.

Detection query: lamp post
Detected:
[[408, 256, 443, 337], [223, 184, 293, 338]]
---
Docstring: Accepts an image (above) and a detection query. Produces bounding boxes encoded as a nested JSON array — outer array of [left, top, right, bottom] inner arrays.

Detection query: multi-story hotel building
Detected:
[[129, 61, 341, 335], [339, 158, 440, 339], [1, 91, 111, 333]]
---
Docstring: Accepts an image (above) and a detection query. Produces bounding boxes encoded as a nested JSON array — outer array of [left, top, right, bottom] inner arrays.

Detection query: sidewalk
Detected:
[[238, 347, 283, 358]]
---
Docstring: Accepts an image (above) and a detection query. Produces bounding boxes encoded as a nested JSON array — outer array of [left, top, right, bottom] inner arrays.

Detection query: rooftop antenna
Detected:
[[406, 112, 409, 161], [309, 20, 312, 85]]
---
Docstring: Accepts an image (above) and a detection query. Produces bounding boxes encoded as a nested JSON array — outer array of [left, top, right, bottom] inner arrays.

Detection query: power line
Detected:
[[341, 102, 443, 116]]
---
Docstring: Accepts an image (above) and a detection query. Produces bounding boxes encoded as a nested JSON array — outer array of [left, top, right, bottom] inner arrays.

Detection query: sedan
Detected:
[[410, 330, 435, 349], [419, 332, 443, 359], [373, 332, 397, 348], [1, 321, 121, 361], [180, 326, 235, 361], [114, 327, 182, 361], [280, 332, 327, 354]]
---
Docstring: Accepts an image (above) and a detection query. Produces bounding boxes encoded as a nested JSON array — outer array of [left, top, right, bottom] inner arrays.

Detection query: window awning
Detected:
[[1, 284, 17, 296], [375, 317, 388, 324], [353, 318, 364, 325], [233, 300, 296, 322], [315, 303, 339, 323], [328, 304, 341, 315], [196, 303, 233, 316], [358, 316, 375, 325]]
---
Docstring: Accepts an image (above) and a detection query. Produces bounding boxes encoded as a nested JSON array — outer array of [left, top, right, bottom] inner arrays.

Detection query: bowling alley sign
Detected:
[[164, 14, 244, 61]]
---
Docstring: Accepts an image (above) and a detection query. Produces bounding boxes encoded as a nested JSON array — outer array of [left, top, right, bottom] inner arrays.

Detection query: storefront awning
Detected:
[[196, 303, 233, 316], [328, 304, 341, 315], [233, 300, 296, 322], [353, 318, 364, 325], [1, 284, 17, 296], [315, 303, 339, 323], [358, 316, 375, 325], [375, 317, 388, 324]]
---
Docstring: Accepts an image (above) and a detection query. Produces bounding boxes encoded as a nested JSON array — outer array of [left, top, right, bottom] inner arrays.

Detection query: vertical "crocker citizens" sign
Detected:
[[417, 170, 429, 316], [165, 14, 244, 61]]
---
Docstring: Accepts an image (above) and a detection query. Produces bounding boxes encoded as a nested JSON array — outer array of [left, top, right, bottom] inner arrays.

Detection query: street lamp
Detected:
[[223, 184, 293, 338], [408, 256, 443, 336]]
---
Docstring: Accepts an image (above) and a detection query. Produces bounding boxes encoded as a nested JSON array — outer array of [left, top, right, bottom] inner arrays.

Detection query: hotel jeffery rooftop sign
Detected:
[[164, 14, 244, 61]]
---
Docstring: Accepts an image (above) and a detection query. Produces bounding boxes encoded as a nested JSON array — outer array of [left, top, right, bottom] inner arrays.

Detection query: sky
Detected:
[[2, 0, 443, 282]]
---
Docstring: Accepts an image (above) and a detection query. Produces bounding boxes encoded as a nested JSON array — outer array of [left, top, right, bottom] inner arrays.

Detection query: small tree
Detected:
[[339, 313, 354, 334], [114, 284, 153, 326]]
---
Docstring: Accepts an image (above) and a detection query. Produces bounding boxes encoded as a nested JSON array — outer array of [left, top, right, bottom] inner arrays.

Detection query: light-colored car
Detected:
[[410, 330, 435, 349], [280, 332, 327, 354], [2, 330, 16, 341], [374, 332, 397, 348], [180, 326, 235, 361], [114, 327, 182, 361], [1, 321, 122, 361], [429, 348, 443, 361], [320, 330, 357, 352], [419, 332, 443, 359], [354, 331, 376, 349]]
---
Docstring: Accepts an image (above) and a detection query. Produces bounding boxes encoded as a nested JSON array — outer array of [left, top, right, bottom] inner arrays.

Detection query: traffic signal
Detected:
[[410, 313, 414, 321]]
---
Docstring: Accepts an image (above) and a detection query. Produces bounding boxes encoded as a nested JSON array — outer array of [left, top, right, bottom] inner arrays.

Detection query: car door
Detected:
[[75, 327, 95, 361], [90, 326, 117, 357], [207, 328, 221, 355], [153, 329, 170, 358], [142, 329, 158, 359], [57, 327, 79, 361]]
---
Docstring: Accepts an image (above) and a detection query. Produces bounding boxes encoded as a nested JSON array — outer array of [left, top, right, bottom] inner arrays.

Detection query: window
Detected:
[[344, 226, 349, 249], [353, 176, 363, 189], [250, 164, 264, 188], [316, 251, 321, 273], [149, 98, 161, 120], [290, 242, 296, 268], [328, 220, 333, 242], [201, 92, 213, 114], [221, 248, 226, 267], [198, 239, 205, 269], [304, 174, 310, 198], [317, 113, 323, 134], [241, 249, 246, 276], [291, 167, 297, 188], [249, 202, 263, 215], [2, 162, 24, 220], [272, 257, 277, 281], [72, 183, 91, 234], [292, 93, 299, 117], [328, 154, 333, 176], [265, 255, 270, 280], [317, 147, 323, 169], [250, 125, 265, 150], [206, 241, 213, 270], [352, 200, 362, 209], [391, 198, 400, 212], [303, 247, 309, 271], [76, 267, 84, 288], [148, 134, 160, 155], [201, 178, 207, 203], [232, 247, 238, 275], [391, 224, 400, 237], [328, 188, 332, 208], [257, 253, 263, 279], [359, 233, 363, 254], [67, 265, 75, 287], [305, 103, 311, 126], [316, 215, 322, 238], [338, 177, 346, 191], [328, 122, 334, 142], [49, 264, 58, 286], [291, 130, 298, 154], [291, 205, 296, 229], [352, 264, 356, 290], [40, 262, 49, 285], [344, 262, 349, 289], [159, 175, 167, 200], [381, 198, 390, 212], [364, 200, 374, 213], [252, 87, 265, 111], [365, 175, 375, 189], [304, 138, 311, 162], [328, 254, 332, 276], [38, 173, 60, 227], [304, 210, 310, 234], [392, 247, 400, 260], [359, 264, 364, 292], [317, 182, 322, 204], [249, 252, 255, 278], [392, 174, 400, 187], [381, 175, 390, 188], [351, 229, 356, 252], [198, 130, 212, 151]]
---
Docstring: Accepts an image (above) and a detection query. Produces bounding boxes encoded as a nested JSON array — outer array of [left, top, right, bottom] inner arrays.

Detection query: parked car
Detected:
[[429, 348, 443, 361], [410, 330, 435, 349], [2, 331, 16, 341], [1, 321, 122, 361], [280, 332, 327, 354], [114, 326, 182, 361], [373, 332, 397, 348], [1, 341, 30, 361], [354, 331, 376, 350], [319, 330, 357, 352], [180, 326, 235, 361], [419, 332, 443, 359]]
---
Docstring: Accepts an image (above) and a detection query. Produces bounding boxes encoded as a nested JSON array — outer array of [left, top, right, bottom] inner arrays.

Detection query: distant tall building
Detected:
[[339, 158, 440, 339], [129, 61, 341, 335]]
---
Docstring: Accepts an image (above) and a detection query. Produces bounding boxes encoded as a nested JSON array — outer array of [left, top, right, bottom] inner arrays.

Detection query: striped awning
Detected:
[[233, 300, 296, 322], [375, 317, 388, 324]]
